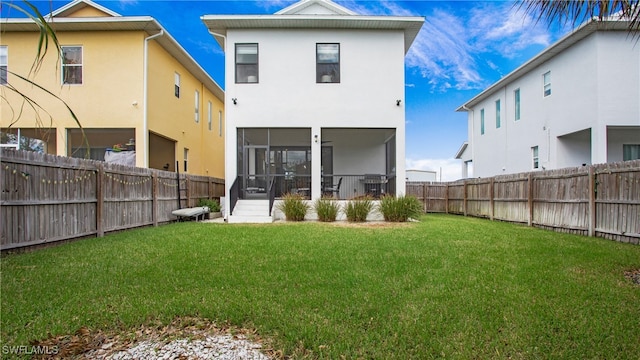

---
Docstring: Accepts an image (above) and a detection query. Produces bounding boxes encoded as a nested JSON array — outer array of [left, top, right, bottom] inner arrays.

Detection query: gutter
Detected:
[[143, 30, 164, 168]]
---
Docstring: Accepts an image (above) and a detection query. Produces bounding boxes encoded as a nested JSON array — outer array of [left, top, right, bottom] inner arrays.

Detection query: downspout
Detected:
[[143, 30, 164, 167]]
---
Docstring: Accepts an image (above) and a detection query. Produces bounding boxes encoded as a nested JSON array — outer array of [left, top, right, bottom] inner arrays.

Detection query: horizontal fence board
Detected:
[[1, 149, 223, 250]]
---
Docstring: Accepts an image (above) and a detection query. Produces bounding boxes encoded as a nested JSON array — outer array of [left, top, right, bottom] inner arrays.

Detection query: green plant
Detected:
[[276, 193, 309, 221], [378, 194, 423, 222], [314, 197, 340, 222], [345, 196, 373, 222], [197, 198, 220, 212]]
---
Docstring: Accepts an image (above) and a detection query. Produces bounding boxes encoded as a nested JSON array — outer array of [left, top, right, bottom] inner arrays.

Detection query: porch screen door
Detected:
[[243, 146, 269, 199]]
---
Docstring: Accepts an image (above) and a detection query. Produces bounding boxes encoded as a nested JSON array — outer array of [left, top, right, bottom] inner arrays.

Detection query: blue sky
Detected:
[[9, 0, 571, 180]]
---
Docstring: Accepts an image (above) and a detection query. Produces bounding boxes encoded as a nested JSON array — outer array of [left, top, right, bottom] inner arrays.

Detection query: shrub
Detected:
[[345, 196, 373, 222], [378, 195, 422, 222], [277, 193, 310, 221], [197, 198, 221, 212], [314, 197, 340, 222]]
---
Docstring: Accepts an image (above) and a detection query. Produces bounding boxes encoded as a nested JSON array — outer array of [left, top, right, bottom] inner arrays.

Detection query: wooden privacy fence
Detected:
[[1, 149, 224, 251], [407, 160, 640, 245]]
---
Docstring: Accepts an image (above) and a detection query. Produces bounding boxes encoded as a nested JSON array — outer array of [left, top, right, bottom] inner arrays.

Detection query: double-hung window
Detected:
[[61, 46, 82, 84], [194, 90, 200, 123], [317, 43, 340, 83], [514, 88, 521, 121], [236, 44, 258, 83], [543, 71, 551, 97], [174, 73, 181, 98], [495, 100, 501, 128], [0, 46, 7, 85]]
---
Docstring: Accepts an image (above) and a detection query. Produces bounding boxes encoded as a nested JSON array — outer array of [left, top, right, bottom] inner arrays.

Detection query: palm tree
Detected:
[[517, 0, 640, 31]]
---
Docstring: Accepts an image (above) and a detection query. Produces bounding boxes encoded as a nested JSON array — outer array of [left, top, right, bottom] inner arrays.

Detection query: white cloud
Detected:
[[405, 158, 464, 182]]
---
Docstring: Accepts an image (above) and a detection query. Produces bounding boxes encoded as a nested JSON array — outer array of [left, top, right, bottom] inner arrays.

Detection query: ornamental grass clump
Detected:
[[378, 194, 423, 222], [345, 196, 373, 222], [314, 197, 340, 222], [277, 193, 309, 221]]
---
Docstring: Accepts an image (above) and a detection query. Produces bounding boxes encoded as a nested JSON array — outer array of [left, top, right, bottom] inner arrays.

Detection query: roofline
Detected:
[[201, 14, 425, 53], [1, 16, 224, 102], [275, 0, 357, 16], [51, 0, 121, 17], [454, 141, 468, 159], [456, 18, 632, 112]]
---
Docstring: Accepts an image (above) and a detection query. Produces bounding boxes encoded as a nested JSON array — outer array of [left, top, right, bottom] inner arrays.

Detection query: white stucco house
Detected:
[[202, 0, 424, 222], [456, 19, 640, 179]]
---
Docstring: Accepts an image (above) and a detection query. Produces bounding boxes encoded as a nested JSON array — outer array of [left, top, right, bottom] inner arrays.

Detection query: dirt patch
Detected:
[[624, 268, 640, 286], [32, 317, 276, 359]]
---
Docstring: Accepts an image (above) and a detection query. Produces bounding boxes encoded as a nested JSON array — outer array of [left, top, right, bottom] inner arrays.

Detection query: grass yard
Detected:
[[1, 214, 639, 359]]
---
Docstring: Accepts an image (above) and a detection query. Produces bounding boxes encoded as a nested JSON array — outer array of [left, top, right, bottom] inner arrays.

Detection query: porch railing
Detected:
[[322, 174, 395, 200], [268, 177, 276, 215], [229, 177, 239, 216]]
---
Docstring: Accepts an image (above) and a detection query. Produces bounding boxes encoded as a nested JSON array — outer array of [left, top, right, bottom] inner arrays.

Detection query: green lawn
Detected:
[[2, 214, 639, 359]]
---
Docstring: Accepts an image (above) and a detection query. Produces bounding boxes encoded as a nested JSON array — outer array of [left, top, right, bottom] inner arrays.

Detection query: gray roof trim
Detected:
[[1, 16, 224, 102], [201, 14, 425, 53], [456, 19, 632, 112]]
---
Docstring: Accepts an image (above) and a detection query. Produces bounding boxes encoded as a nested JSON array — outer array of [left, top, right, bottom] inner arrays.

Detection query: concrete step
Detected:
[[229, 200, 273, 223]]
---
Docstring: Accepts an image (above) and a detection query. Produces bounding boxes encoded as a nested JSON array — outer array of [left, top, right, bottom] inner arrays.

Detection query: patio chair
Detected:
[[324, 177, 342, 198]]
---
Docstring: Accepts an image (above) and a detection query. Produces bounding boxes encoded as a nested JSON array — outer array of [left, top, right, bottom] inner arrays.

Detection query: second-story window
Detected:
[[175, 73, 181, 98], [194, 90, 200, 123], [480, 108, 485, 135], [317, 43, 340, 83], [543, 71, 551, 97], [61, 46, 82, 84], [514, 88, 521, 121], [208, 101, 212, 131], [495, 99, 501, 128], [236, 43, 258, 83], [0, 46, 7, 85]]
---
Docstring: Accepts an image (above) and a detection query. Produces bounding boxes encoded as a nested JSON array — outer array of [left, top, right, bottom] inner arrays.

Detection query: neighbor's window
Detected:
[[623, 144, 640, 161], [317, 43, 340, 83], [532, 146, 539, 169], [194, 90, 200, 123], [174, 73, 180, 98], [0, 46, 7, 85], [543, 71, 551, 97], [207, 101, 212, 131], [218, 110, 223, 137], [514, 88, 521, 121], [495, 99, 501, 128], [235, 43, 258, 83], [61, 46, 82, 84], [480, 108, 485, 135]]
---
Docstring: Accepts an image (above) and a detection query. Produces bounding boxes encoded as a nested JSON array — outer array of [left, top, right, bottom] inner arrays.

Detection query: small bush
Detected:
[[277, 193, 310, 221], [378, 195, 422, 222], [314, 197, 340, 222], [197, 198, 221, 212], [345, 196, 373, 222]]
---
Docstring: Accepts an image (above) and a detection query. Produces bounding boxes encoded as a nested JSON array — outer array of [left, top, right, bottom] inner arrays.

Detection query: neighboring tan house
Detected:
[[1, 0, 225, 177], [202, 0, 424, 222], [456, 19, 640, 178]]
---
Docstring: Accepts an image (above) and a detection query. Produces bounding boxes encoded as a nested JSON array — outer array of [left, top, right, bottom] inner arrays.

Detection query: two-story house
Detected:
[[202, 0, 424, 222], [1, 0, 225, 177], [456, 19, 640, 178]]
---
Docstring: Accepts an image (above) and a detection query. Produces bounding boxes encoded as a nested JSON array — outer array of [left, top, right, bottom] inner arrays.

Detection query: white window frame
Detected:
[[316, 43, 340, 83], [480, 108, 485, 135], [532, 146, 539, 169], [235, 43, 258, 83], [0, 46, 7, 85], [207, 101, 212, 131], [184, 148, 189, 172], [174, 72, 180, 98], [495, 99, 501, 128], [61, 46, 83, 85], [543, 71, 551, 97], [194, 90, 200, 123], [514, 88, 521, 121]]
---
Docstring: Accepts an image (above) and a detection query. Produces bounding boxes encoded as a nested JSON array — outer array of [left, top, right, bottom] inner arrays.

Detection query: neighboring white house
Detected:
[[202, 0, 424, 222], [406, 169, 437, 182], [456, 19, 640, 178]]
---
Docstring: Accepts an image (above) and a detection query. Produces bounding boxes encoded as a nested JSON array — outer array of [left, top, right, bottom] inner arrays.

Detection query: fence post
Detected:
[[422, 183, 427, 213], [527, 173, 533, 227], [463, 180, 468, 217], [152, 172, 158, 227], [588, 166, 596, 237], [96, 164, 104, 237], [185, 176, 192, 207], [445, 183, 449, 214]]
